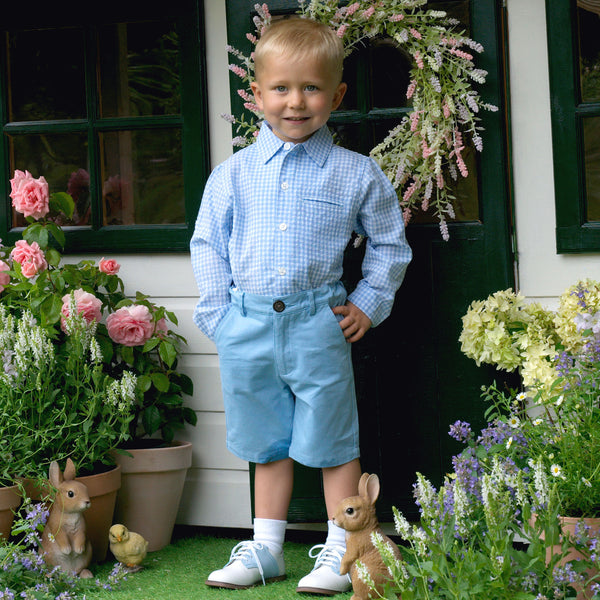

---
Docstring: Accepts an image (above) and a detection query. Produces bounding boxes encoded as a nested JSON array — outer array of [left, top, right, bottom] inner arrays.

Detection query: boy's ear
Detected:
[[331, 82, 347, 111], [250, 81, 264, 110]]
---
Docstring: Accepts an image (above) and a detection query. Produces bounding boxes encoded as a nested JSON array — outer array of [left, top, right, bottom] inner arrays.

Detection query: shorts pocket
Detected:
[[213, 304, 235, 344], [322, 305, 348, 345]]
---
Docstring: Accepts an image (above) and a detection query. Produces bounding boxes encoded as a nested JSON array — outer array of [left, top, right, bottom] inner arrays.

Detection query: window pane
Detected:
[[578, 6, 600, 103], [100, 128, 183, 225], [584, 116, 600, 221], [9, 133, 89, 227], [371, 40, 412, 109], [98, 21, 181, 117], [7, 28, 86, 121]]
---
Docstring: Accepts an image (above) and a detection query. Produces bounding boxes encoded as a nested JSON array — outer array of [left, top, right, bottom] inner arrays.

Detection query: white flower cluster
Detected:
[[0, 306, 54, 388], [106, 370, 138, 413]]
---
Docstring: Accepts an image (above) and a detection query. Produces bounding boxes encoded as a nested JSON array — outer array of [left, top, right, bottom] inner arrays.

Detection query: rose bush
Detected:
[[0, 170, 196, 481]]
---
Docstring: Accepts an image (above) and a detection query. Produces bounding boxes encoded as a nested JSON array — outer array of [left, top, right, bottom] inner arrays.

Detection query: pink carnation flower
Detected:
[[99, 257, 120, 275], [60, 289, 103, 332], [0, 260, 10, 292], [10, 170, 50, 219], [106, 304, 155, 347], [10, 240, 48, 278]]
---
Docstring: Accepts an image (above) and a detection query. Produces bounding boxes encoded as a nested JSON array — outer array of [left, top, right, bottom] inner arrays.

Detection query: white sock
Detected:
[[325, 519, 346, 550], [253, 517, 287, 555]]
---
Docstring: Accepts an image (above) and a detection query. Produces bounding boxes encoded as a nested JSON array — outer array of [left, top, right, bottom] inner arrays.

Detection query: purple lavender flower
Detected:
[[448, 420, 472, 442]]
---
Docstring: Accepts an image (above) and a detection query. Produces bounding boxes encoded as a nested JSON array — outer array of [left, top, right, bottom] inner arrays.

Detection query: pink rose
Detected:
[[98, 257, 120, 275], [60, 289, 103, 332], [10, 239, 48, 278], [10, 170, 50, 219], [106, 304, 155, 347], [0, 260, 10, 292]]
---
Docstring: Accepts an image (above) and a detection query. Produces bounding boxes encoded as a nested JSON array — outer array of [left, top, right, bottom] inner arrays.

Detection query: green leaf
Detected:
[[120, 345, 135, 365], [159, 394, 182, 407], [45, 247, 62, 268], [23, 223, 49, 248], [45, 221, 66, 249], [40, 294, 63, 326], [143, 337, 161, 352], [137, 374, 152, 393], [151, 372, 170, 392], [178, 373, 194, 396], [159, 340, 177, 367], [142, 405, 161, 436], [49, 191, 75, 219], [183, 407, 198, 426]]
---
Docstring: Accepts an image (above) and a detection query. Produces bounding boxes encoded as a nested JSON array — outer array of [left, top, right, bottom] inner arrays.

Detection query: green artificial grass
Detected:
[[86, 530, 354, 600]]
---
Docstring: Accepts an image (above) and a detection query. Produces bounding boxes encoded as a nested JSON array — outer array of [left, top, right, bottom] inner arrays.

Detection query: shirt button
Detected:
[[283, 142, 291, 151], [279, 223, 288, 231], [278, 267, 286, 276], [281, 182, 289, 190]]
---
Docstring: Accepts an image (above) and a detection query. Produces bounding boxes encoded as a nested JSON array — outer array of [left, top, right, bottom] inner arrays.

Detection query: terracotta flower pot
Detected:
[[0, 484, 22, 542], [111, 440, 192, 552], [77, 465, 122, 563], [544, 515, 600, 600]]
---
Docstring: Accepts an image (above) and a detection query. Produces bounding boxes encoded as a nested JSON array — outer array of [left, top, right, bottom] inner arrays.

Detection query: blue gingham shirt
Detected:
[[190, 123, 412, 339]]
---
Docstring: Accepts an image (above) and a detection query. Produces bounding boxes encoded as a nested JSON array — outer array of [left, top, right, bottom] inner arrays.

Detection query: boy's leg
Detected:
[[255, 458, 294, 520], [296, 459, 361, 595], [322, 458, 362, 516], [205, 459, 292, 589]]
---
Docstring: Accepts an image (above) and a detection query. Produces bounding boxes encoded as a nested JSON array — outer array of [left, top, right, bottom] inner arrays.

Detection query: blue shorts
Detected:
[[213, 282, 360, 468]]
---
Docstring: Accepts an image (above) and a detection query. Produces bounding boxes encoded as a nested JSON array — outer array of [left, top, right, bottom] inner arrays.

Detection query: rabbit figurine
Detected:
[[40, 458, 93, 578], [332, 473, 402, 600]]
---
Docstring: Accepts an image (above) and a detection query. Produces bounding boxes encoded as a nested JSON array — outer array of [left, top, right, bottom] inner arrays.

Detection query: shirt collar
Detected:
[[255, 122, 333, 167]]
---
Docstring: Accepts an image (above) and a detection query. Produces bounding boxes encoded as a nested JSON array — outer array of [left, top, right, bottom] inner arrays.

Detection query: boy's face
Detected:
[[250, 53, 347, 144]]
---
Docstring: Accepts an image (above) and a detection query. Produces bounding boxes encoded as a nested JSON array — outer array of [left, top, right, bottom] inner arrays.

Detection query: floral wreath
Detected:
[[224, 0, 498, 240]]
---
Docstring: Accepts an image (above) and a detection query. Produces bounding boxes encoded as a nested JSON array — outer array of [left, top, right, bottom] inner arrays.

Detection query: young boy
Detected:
[[190, 17, 411, 595]]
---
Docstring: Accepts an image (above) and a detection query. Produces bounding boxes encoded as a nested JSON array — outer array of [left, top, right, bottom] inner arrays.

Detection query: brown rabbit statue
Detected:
[[40, 458, 93, 578], [333, 473, 402, 600]]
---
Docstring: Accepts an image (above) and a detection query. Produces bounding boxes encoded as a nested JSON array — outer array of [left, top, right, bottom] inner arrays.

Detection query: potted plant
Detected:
[[0, 169, 196, 555], [459, 279, 600, 518], [457, 280, 600, 597]]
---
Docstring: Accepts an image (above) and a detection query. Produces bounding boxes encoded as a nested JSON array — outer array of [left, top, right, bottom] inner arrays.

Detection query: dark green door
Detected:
[[225, 0, 513, 521]]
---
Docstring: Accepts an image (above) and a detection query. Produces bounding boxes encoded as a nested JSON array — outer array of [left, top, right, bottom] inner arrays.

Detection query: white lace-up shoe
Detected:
[[205, 540, 286, 589], [296, 544, 352, 595]]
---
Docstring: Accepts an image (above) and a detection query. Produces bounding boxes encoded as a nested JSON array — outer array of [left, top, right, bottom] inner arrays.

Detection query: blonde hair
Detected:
[[254, 17, 344, 83]]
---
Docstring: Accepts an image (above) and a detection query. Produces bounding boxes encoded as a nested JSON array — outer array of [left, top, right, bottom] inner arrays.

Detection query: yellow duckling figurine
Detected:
[[109, 524, 148, 571]]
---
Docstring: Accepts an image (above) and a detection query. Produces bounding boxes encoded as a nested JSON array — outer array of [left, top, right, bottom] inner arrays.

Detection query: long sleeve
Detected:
[[190, 165, 234, 340], [347, 158, 412, 327]]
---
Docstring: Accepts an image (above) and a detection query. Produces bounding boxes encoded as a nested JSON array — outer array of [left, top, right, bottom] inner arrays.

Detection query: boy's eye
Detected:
[[275, 86, 287, 92], [305, 85, 318, 92]]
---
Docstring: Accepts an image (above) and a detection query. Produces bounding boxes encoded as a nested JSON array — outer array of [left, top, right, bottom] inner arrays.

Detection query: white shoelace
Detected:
[[308, 544, 345, 572], [228, 541, 268, 585]]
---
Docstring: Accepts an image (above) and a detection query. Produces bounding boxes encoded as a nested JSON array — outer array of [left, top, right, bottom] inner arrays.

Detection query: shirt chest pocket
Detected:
[[297, 196, 348, 237]]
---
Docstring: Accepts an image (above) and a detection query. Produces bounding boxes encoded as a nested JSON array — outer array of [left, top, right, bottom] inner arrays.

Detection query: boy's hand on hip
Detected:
[[332, 302, 372, 343]]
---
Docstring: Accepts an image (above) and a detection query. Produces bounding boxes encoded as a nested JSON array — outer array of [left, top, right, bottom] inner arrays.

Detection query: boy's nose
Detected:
[[287, 90, 305, 109]]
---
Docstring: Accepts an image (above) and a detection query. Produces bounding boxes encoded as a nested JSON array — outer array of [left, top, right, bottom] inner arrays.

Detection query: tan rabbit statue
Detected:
[[40, 458, 93, 578], [333, 473, 402, 600]]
